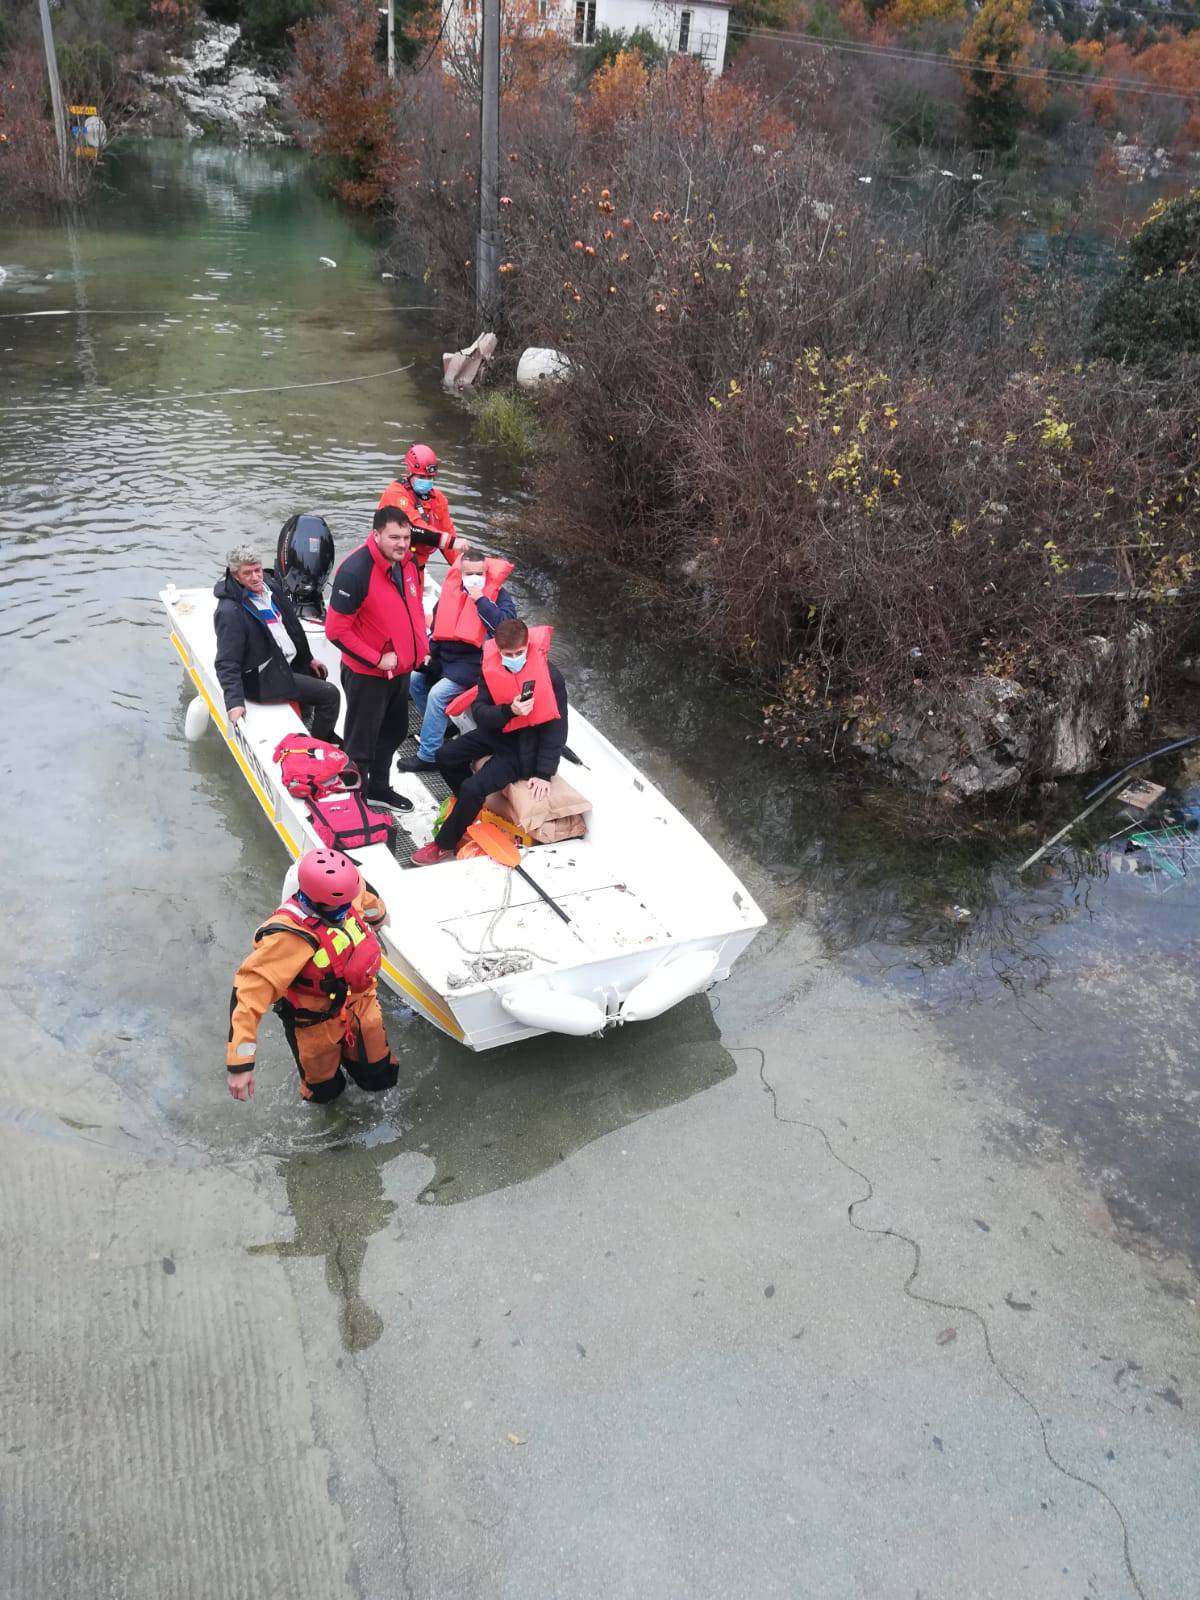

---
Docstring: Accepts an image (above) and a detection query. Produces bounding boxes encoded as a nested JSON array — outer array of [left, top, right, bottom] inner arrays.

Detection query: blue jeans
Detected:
[[409, 671, 464, 761]]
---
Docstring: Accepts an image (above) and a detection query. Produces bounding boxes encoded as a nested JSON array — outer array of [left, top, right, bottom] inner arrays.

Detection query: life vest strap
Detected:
[[254, 921, 321, 950]]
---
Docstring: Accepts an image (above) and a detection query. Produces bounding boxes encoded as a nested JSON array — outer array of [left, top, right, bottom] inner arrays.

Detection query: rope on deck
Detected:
[[445, 872, 556, 989]]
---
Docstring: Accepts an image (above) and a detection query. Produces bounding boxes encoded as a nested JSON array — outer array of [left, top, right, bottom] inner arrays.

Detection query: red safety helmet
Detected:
[[404, 443, 438, 480], [297, 848, 361, 911]]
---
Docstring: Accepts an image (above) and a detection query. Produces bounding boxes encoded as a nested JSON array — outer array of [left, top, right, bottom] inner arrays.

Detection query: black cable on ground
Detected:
[[737, 1044, 1148, 1600]]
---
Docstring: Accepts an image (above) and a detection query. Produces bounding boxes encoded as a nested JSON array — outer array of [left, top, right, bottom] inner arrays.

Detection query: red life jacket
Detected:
[[255, 897, 382, 1016], [432, 559, 515, 647], [377, 481, 458, 571], [444, 627, 558, 729]]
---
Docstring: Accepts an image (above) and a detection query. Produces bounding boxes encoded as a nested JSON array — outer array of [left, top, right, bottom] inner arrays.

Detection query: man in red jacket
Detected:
[[324, 505, 428, 815], [377, 443, 469, 579]]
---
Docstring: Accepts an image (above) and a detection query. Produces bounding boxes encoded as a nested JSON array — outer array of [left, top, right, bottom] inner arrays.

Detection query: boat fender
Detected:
[[620, 950, 720, 1024], [184, 695, 211, 742], [500, 985, 607, 1037]]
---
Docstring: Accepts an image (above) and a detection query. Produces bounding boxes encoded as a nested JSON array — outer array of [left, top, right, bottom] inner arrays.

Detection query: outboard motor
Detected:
[[276, 513, 335, 622]]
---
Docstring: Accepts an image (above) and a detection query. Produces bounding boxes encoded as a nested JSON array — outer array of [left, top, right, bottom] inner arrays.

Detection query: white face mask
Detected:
[[462, 573, 485, 595]]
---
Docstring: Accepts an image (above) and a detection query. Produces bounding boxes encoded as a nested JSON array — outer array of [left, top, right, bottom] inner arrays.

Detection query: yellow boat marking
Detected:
[[169, 630, 464, 1040]]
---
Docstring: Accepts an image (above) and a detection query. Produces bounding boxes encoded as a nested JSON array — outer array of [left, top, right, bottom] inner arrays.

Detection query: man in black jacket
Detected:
[[410, 618, 568, 866], [214, 544, 340, 738]]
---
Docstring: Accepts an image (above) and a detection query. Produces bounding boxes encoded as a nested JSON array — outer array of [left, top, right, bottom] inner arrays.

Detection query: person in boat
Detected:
[[324, 505, 428, 816], [226, 848, 398, 1105], [214, 544, 340, 739], [410, 618, 568, 867], [377, 443, 469, 581], [399, 552, 518, 775]]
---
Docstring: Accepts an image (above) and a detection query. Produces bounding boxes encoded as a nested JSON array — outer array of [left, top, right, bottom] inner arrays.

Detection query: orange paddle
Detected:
[[467, 820, 572, 924]]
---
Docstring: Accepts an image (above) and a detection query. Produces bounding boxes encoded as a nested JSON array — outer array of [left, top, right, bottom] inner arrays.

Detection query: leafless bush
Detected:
[[0, 48, 105, 210], [389, 60, 1200, 757]]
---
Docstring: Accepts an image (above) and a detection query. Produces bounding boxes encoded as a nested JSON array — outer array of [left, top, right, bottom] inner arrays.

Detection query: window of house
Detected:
[[678, 9, 692, 51], [574, 0, 596, 42]]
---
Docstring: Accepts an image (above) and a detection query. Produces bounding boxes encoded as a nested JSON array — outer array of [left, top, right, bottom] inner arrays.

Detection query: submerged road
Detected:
[[2, 142, 1197, 1598]]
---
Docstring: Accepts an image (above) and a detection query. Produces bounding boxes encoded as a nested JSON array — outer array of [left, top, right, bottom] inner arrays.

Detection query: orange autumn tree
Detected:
[[290, 0, 404, 206], [1129, 30, 1200, 152], [579, 48, 650, 135], [653, 54, 795, 149], [438, 0, 570, 97], [952, 0, 1033, 148], [885, 0, 965, 31]]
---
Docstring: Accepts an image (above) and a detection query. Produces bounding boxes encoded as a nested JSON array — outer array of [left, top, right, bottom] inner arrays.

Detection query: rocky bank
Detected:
[[129, 21, 288, 144], [851, 623, 1157, 800]]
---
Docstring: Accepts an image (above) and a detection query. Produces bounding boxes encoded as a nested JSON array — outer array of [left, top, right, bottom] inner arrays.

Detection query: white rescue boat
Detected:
[[161, 567, 764, 1050]]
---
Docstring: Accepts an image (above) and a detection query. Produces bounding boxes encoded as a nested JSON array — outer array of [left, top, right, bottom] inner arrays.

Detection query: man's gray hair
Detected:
[[226, 544, 260, 569]]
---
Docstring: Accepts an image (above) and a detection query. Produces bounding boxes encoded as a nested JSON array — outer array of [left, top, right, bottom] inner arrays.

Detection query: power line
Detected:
[[413, 0, 457, 73], [727, 22, 1200, 100], [0, 360, 416, 417], [729, 21, 1199, 99], [0, 306, 437, 320]]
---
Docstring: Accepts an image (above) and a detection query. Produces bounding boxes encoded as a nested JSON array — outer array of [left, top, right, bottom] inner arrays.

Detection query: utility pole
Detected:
[[387, 0, 395, 78], [476, 0, 500, 325], [37, 0, 69, 186]]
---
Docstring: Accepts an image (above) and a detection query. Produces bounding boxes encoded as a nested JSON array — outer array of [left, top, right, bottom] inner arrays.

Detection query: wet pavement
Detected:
[[1, 142, 1198, 1599]]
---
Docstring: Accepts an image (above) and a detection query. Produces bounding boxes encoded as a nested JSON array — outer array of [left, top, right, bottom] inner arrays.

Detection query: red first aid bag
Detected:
[[272, 735, 352, 801], [305, 790, 393, 851]]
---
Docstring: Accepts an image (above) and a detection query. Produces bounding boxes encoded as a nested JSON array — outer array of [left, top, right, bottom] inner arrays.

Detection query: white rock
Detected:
[[516, 347, 572, 390], [189, 21, 241, 76]]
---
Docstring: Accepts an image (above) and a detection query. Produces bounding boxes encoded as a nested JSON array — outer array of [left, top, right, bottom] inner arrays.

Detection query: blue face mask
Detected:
[[411, 476, 435, 496], [501, 652, 527, 675]]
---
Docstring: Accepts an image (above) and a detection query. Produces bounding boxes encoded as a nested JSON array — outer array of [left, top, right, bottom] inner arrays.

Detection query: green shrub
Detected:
[[470, 389, 544, 463], [577, 25, 665, 78], [1090, 188, 1200, 371], [58, 38, 120, 105]]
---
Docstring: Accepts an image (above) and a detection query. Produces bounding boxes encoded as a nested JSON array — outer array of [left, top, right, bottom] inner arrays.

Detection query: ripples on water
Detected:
[[3, 141, 1198, 1287]]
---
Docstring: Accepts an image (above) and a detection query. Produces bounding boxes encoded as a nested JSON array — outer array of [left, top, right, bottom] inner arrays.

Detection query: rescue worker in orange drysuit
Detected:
[[226, 849, 399, 1104], [377, 443, 469, 579]]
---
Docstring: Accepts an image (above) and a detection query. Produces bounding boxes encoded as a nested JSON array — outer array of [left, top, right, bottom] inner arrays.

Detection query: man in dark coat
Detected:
[[410, 618, 568, 866], [214, 543, 340, 738]]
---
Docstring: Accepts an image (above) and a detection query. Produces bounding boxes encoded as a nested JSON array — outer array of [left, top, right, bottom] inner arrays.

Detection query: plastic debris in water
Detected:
[[1116, 778, 1165, 812], [319, 256, 337, 268]]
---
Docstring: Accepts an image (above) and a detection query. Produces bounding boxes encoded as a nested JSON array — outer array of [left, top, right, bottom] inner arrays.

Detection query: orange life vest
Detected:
[[255, 898, 381, 1017], [377, 481, 458, 571], [481, 624, 559, 732], [432, 558, 515, 648]]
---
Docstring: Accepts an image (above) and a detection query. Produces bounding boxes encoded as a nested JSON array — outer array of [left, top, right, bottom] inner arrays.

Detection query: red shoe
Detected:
[[410, 842, 455, 867]]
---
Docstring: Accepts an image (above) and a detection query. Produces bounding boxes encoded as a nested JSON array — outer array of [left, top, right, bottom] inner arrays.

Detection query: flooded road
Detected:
[[2, 142, 1198, 1600]]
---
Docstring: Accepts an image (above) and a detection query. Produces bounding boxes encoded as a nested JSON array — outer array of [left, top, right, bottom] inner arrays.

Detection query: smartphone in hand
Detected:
[[520, 680, 535, 700]]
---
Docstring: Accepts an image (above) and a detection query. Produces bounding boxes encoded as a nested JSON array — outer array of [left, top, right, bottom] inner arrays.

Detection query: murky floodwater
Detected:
[[3, 141, 1197, 1335]]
